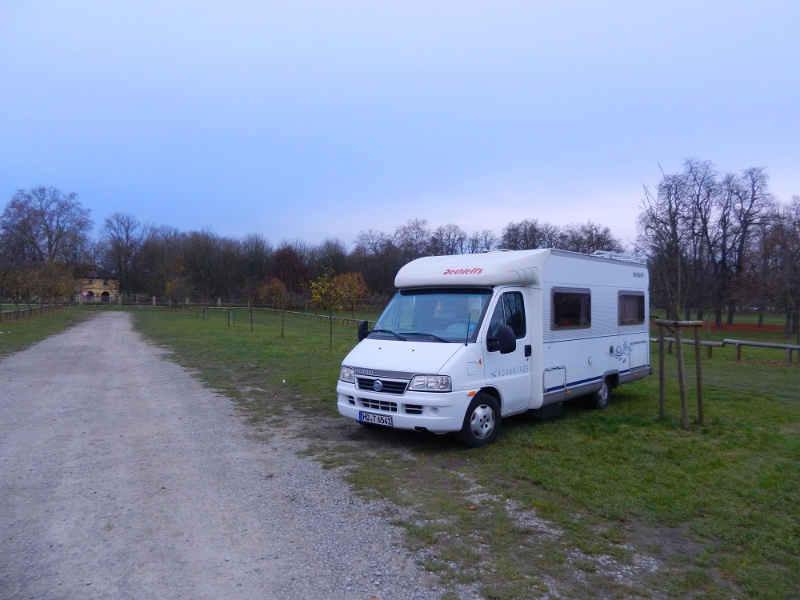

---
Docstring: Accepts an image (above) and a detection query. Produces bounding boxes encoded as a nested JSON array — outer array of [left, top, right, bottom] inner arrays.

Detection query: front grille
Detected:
[[404, 404, 423, 415], [359, 398, 398, 412], [356, 377, 408, 395]]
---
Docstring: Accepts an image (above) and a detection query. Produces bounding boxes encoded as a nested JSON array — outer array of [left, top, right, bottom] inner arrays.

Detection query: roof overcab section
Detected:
[[394, 249, 548, 288]]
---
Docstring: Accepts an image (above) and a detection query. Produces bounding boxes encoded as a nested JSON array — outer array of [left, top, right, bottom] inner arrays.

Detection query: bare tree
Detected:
[[637, 168, 693, 319], [310, 237, 348, 277], [732, 203, 779, 327], [558, 221, 622, 254], [217, 236, 243, 304], [393, 218, 431, 262], [139, 226, 185, 301], [268, 241, 311, 295], [770, 198, 800, 340], [500, 219, 549, 250], [0, 186, 92, 265], [350, 229, 401, 297], [101, 213, 152, 298], [727, 167, 773, 323], [182, 230, 223, 303], [429, 224, 467, 255], [466, 230, 497, 253]]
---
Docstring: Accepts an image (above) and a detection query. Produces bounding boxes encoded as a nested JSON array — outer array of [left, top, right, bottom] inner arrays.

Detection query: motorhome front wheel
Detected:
[[459, 394, 501, 448]]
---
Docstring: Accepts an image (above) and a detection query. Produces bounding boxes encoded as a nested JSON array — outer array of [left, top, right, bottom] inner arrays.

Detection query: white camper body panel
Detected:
[[537, 252, 650, 407], [336, 249, 649, 437]]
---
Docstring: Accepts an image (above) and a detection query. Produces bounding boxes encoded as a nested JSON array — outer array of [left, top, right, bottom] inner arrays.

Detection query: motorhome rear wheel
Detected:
[[592, 379, 611, 410]]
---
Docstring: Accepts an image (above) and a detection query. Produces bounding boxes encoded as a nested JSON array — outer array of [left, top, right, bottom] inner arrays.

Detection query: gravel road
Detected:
[[0, 312, 460, 600]]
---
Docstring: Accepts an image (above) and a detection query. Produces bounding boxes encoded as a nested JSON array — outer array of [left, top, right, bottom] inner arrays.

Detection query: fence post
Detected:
[[694, 326, 704, 426], [203, 307, 208, 321], [736, 344, 742, 361], [658, 324, 666, 419]]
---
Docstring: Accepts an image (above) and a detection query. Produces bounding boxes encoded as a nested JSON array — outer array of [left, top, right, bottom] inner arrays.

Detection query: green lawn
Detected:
[[130, 307, 798, 599], [0, 306, 90, 357]]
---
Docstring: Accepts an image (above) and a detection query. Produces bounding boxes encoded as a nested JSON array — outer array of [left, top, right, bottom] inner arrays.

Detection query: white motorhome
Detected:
[[337, 249, 650, 446]]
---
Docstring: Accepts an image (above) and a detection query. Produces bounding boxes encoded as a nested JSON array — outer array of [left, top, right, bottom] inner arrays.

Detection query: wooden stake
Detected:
[[658, 324, 666, 419], [694, 326, 704, 426], [675, 326, 689, 429]]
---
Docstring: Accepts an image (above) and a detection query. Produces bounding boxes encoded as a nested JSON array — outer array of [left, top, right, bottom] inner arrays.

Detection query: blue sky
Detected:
[[1, 1, 798, 250]]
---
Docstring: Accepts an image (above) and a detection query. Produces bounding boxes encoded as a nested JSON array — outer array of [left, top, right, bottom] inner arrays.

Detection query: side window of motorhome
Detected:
[[551, 288, 591, 329], [618, 292, 645, 326], [487, 292, 526, 339]]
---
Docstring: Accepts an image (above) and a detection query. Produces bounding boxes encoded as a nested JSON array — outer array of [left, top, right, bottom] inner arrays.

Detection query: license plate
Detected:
[[359, 411, 393, 427]]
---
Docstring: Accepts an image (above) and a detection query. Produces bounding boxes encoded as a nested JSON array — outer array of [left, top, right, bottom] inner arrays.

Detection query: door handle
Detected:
[[524, 345, 532, 357]]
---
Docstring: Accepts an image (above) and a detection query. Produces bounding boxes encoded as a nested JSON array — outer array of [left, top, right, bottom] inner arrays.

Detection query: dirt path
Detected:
[[0, 312, 449, 600]]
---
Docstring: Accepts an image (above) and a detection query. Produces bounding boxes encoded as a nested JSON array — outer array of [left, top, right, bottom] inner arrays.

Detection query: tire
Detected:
[[459, 393, 501, 448], [592, 378, 611, 409]]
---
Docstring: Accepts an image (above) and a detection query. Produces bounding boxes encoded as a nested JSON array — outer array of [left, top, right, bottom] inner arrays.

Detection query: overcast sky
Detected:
[[1, 1, 798, 250]]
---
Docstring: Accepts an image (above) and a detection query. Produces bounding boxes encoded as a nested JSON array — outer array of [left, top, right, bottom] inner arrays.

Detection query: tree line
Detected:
[[0, 186, 623, 309], [2, 163, 799, 336], [638, 159, 800, 335]]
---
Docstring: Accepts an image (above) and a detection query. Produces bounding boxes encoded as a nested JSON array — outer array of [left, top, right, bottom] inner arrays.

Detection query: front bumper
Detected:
[[336, 381, 470, 433]]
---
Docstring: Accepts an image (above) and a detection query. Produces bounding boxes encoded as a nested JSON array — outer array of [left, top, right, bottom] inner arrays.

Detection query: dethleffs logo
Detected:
[[442, 268, 483, 275]]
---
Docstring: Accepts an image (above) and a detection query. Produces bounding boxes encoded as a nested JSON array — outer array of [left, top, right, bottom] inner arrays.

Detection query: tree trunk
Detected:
[[714, 309, 723, 329], [785, 312, 792, 338], [726, 304, 735, 325], [757, 310, 763, 328]]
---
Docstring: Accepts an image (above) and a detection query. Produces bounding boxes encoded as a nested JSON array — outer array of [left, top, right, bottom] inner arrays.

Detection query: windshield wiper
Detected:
[[370, 328, 407, 341], [404, 332, 449, 342]]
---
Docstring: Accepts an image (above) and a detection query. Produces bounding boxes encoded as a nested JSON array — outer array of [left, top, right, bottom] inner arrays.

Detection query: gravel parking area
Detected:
[[0, 312, 462, 599]]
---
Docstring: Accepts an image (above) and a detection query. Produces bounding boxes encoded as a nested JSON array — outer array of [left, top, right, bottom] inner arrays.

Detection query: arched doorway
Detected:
[[102, 291, 110, 302]]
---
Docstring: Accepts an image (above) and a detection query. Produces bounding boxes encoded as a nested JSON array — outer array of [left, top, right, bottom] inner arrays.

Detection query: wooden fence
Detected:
[[1, 304, 59, 322], [175, 304, 376, 329], [650, 336, 799, 364]]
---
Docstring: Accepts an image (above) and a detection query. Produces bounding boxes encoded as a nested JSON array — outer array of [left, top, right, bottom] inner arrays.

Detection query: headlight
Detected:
[[340, 366, 355, 383], [409, 375, 451, 392]]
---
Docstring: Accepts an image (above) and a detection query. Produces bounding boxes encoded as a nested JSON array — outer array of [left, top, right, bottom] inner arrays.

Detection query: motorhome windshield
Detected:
[[371, 288, 492, 343]]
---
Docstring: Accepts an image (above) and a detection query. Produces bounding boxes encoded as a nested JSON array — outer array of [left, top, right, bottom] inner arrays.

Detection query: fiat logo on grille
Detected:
[[373, 380, 383, 392]]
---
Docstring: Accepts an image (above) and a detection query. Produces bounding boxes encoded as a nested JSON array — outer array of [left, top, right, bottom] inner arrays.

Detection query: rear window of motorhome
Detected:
[[552, 288, 591, 329], [618, 292, 645, 325]]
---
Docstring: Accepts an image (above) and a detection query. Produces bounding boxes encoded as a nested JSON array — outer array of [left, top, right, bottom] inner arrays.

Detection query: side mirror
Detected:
[[487, 323, 517, 354], [357, 320, 369, 342]]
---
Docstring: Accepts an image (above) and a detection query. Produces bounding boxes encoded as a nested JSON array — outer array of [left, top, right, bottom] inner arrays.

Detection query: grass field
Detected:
[[0, 306, 90, 357], [127, 306, 799, 599]]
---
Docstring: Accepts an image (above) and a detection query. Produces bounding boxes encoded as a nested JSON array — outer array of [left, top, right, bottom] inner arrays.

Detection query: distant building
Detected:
[[76, 270, 119, 302]]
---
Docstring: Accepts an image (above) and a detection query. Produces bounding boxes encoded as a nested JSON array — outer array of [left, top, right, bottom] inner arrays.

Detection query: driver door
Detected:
[[482, 289, 531, 415]]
